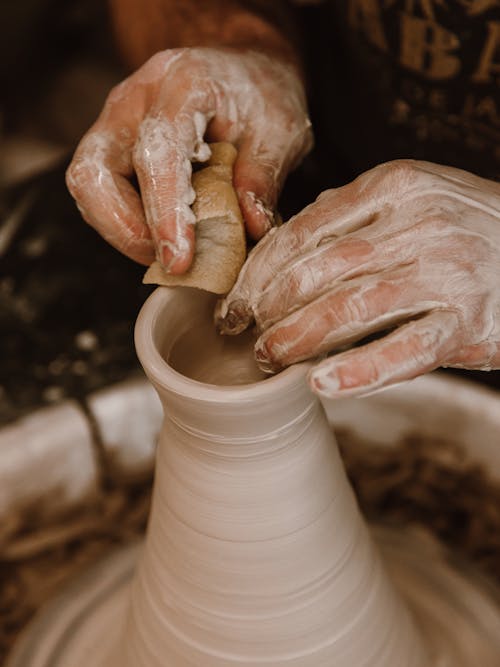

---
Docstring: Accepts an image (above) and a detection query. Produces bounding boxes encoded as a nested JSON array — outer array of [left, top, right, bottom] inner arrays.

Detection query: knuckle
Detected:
[[65, 160, 88, 198], [316, 188, 336, 204], [105, 80, 130, 105], [67, 155, 100, 189], [415, 213, 450, 235], [66, 132, 111, 197], [368, 159, 420, 194], [146, 49, 177, 68], [386, 158, 417, 176], [141, 49, 188, 77], [134, 118, 175, 168], [340, 291, 368, 324], [371, 159, 405, 178], [460, 234, 494, 267], [314, 188, 338, 210]]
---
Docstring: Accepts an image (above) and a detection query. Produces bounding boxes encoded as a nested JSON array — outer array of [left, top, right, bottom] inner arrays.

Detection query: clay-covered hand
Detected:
[[217, 160, 500, 398], [66, 47, 312, 273]]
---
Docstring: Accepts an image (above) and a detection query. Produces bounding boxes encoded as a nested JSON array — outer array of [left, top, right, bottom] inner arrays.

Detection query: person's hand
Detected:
[[66, 47, 312, 273], [216, 160, 500, 398]]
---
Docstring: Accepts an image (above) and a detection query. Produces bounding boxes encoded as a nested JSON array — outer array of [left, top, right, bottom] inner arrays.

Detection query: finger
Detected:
[[308, 310, 461, 399], [254, 211, 439, 330], [133, 106, 214, 274], [217, 176, 389, 334], [232, 108, 313, 241], [254, 263, 429, 370], [232, 130, 305, 240], [254, 236, 380, 330], [233, 143, 278, 240], [66, 132, 154, 265]]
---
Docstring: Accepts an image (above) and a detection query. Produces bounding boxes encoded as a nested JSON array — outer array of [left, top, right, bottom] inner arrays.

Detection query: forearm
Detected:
[[108, 0, 301, 71]]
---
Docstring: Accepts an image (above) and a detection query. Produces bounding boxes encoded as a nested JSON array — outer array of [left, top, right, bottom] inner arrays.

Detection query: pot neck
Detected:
[[135, 287, 317, 440]]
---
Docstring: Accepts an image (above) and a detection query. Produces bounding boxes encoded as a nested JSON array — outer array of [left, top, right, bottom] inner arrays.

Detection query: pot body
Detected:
[[119, 287, 427, 666]]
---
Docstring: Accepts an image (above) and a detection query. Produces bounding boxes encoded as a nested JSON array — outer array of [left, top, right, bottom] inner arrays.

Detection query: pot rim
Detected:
[[135, 287, 313, 403]]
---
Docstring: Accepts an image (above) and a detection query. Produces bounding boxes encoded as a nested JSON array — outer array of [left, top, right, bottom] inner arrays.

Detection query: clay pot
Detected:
[[121, 286, 426, 666]]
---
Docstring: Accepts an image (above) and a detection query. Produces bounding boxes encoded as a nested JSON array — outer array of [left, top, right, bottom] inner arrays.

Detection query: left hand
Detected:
[[216, 160, 500, 398], [66, 48, 312, 273]]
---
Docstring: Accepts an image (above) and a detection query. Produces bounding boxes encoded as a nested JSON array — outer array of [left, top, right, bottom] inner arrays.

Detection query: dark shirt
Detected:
[[297, 0, 500, 183]]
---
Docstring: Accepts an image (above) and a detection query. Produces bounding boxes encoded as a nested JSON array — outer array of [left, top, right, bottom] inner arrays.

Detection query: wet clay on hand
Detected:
[[143, 143, 246, 295]]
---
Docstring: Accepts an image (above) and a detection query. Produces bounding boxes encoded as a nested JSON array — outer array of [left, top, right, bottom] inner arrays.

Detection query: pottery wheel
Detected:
[[7, 526, 500, 667]]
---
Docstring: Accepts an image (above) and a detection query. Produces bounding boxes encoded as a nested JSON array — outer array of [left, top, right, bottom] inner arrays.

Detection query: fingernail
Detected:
[[215, 299, 252, 335], [308, 365, 342, 396], [243, 191, 274, 233], [309, 363, 381, 399], [254, 338, 279, 374], [160, 242, 176, 270], [159, 238, 190, 273]]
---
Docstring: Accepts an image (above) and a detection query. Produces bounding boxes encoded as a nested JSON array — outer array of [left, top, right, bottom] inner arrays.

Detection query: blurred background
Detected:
[[0, 3, 156, 659], [1, 0, 154, 427]]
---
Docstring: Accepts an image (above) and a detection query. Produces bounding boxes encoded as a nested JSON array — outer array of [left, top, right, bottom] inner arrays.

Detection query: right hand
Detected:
[[217, 160, 500, 398], [66, 47, 313, 273]]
